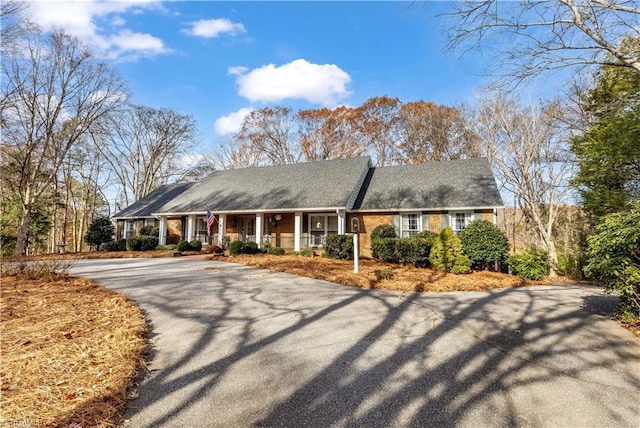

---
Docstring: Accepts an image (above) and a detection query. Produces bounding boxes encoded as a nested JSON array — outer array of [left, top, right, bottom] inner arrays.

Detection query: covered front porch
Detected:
[[155, 210, 349, 252]]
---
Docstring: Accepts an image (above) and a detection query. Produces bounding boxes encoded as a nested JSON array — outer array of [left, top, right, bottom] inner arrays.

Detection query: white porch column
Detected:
[[186, 215, 195, 242], [218, 213, 226, 246], [159, 216, 167, 246], [255, 213, 263, 248], [294, 211, 302, 252], [337, 209, 346, 234]]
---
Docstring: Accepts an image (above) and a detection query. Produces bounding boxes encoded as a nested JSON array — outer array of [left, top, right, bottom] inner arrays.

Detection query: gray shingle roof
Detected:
[[352, 158, 503, 210], [157, 157, 372, 213], [113, 182, 195, 219]]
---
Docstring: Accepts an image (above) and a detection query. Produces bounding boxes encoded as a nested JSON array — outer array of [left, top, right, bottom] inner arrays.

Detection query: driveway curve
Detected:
[[70, 257, 640, 427]]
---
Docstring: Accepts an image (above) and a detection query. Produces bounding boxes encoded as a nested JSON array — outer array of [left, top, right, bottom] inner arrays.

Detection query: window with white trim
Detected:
[[400, 213, 421, 237], [450, 211, 474, 234], [124, 220, 135, 238], [309, 214, 339, 246]]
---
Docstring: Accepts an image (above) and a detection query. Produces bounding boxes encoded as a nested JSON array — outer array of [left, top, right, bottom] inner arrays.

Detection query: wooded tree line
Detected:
[[1, 6, 197, 255], [214, 97, 480, 169]]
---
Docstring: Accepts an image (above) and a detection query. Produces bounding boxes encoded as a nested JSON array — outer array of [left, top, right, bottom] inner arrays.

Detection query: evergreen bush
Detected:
[[100, 239, 126, 251], [324, 234, 354, 259], [459, 220, 509, 270], [371, 238, 400, 263], [229, 240, 244, 255], [584, 202, 640, 320], [138, 235, 159, 251], [371, 223, 398, 240], [268, 246, 285, 255], [126, 237, 140, 251], [508, 250, 550, 280], [85, 216, 114, 250], [243, 241, 260, 254], [189, 240, 202, 251], [176, 240, 191, 252], [429, 227, 471, 274]]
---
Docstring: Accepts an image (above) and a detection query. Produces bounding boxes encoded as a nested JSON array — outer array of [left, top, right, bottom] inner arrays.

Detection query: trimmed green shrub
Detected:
[[243, 241, 260, 254], [100, 239, 126, 251], [85, 216, 114, 250], [371, 238, 400, 263], [452, 254, 472, 275], [138, 235, 159, 251], [416, 230, 438, 244], [324, 234, 354, 260], [459, 220, 509, 271], [126, 237, 140, 251], [429, 227, 471, 274], [268, 246, 285, 255], [371, 237, 433, 268], [371, 223, 398, 240], [189, 240, 202, 252], [139, 225, 159, 237], [374, 268, 394, 280], [299, 248, 314, 257], [156, 244, 177, 251], [584, 202, 640, 319], [508, 249, 550, 280], [229, 240, 244, 255], [176, 240, 191, 252]]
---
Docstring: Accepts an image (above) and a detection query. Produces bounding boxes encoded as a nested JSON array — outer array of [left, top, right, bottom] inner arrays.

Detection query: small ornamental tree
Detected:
[[584, 202, 640, 321], [85, 216, 114, 250], [429, 226, 471, 274], [459, 220, 509, 271]]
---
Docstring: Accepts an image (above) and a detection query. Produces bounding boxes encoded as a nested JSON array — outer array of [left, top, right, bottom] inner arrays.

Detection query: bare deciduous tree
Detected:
[[443, 0, 640, 82], [236, 107, 300, 165], [0, 0, 28, 51], [472, 92, 575, 274], [97, 104, 198, 206], [1, 29, 126, 255]]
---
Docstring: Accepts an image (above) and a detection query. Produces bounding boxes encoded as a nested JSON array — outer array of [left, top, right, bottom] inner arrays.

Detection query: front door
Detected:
[[241, 216, 255, 242]]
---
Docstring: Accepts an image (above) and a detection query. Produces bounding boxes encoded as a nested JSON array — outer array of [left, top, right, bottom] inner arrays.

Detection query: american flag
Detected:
[[206, 209, 215, 236]]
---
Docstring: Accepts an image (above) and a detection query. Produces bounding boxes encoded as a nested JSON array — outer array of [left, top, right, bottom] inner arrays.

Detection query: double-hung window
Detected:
[[450, 211, 474, 234], [400, 213, 421, 237]]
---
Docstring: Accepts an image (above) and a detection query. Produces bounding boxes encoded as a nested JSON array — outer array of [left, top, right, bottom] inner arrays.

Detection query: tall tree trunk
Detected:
[[15, 203, 31, 256]]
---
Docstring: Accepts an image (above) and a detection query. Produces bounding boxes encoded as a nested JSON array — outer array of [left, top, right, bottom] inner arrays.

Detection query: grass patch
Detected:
[[0, 267, 147, 427]]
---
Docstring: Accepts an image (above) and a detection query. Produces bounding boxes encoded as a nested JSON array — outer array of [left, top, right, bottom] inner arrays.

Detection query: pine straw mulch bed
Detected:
[[0, 267, 147, 427], [222, 254, 548, 292]]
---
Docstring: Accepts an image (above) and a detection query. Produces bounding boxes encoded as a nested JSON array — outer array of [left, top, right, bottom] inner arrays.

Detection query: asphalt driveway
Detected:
[[70, 257, 640, 427]]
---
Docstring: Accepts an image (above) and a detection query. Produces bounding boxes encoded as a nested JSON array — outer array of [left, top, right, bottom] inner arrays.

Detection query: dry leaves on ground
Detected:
[[0, 270, 147, 427]]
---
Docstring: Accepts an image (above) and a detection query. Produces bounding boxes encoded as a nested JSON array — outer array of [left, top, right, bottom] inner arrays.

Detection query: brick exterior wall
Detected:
[[349, 213, 394, 258]]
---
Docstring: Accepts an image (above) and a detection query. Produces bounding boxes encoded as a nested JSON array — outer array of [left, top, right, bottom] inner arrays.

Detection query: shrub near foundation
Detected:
[[429, 227, 471, 274], [324, 234, 354, 260], [459, 220, 509, 270]]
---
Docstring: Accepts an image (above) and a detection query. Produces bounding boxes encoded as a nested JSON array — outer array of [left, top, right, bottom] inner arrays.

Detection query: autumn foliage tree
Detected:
[[219, 97, 478, 169], [396, 101, 480, 163]]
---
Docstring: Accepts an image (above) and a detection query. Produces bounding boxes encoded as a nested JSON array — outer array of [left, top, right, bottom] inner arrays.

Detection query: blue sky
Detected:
[[27, 1, 515, 152]]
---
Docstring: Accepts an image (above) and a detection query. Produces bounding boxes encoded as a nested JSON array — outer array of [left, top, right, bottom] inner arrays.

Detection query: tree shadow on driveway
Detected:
[[72, 259, 640, 427]]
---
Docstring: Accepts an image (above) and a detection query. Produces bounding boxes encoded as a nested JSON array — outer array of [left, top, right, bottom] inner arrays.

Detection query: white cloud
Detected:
[[228, 66, 249, 76], [26, 1, 169, 61], [111, 16, 126, 26], [182, 18, 246, 38], [214, 107, 253, 136], [231, 59, 351, 106]]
